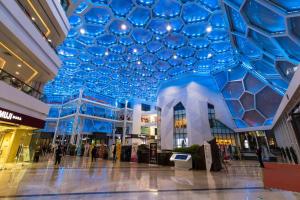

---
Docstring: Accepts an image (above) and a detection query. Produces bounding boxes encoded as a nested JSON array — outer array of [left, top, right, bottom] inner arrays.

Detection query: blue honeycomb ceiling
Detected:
[[45, 0, 239, 100], [44, 0, 300, 128]]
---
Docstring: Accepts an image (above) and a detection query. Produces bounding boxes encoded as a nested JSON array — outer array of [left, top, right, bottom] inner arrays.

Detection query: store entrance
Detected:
[[0, 122, 36, 164], [0, 125, 15, 164]]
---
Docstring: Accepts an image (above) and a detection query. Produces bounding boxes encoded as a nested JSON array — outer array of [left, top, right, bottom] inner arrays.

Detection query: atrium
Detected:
[[0, 0, 300, 199]]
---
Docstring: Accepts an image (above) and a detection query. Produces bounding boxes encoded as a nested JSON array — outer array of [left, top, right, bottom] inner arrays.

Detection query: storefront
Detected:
[[0, 107, 45, 164]]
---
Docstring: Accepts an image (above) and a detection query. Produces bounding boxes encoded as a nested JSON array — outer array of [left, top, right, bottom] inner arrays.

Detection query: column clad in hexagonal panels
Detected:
[[256, 86, 283, 119], [244, 0, 286, 33], [222, 81, 244, 99], [243, 110, 265, 127], [223, 0, 300, 86], [243, 73, 265, 94], [240, 92, 254, 110]]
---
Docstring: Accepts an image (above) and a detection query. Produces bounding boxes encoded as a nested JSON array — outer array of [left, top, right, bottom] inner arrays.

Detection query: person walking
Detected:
[[55, 145, 63, 166], [256, 146, 264, 168], [112, 144, 117, 162], [91, 146, 97, 162]]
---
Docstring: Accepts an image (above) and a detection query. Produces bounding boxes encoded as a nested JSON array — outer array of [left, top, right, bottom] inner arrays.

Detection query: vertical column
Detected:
[[122, 100, 128, 145], [264, 132, 270, 152], [254, 132, 259, 149], [70, 89, 83, 145], [52, 105, 62, 145]]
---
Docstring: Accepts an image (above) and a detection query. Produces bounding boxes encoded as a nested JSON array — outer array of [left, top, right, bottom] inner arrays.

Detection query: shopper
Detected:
[[256, 146, 264, 168], [55, 145, 63, 165], [91, 146, 97, 162], [113, 144, 117, 162]]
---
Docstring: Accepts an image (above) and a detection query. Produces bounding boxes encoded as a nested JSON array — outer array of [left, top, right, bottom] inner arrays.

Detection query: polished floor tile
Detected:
[[0, 156, 299, 199]]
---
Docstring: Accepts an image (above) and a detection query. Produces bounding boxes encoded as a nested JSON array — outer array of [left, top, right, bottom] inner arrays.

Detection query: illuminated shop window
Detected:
[[174, 102, 188, 148], [208, 103, 235, 146]]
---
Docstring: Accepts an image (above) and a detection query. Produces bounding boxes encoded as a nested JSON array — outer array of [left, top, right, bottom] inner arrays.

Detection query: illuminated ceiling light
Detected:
[[228, 69, 232, 72], [133, 48, 138, 53], [105, 51, 109, 56], [137, 61, 141, 65], [80, 28, 86, 34], [293, 66, 298, 72], [166, 24, 172, 31], [31, 17, 36, 21], [47, 39, 52, 42], [121, 24, 127, 30], [206, 25, 212, 33], [15, 71, 20, 75], [17, 64, 22, 67], [207, 53, 213, 58], [173, 55, 177, 59]]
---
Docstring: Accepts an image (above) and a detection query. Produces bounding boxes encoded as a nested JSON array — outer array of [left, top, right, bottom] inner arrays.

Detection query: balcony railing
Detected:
[[60, 0, 71, 12], [0, 69, 43, 99], [15, 0, 57, 52]]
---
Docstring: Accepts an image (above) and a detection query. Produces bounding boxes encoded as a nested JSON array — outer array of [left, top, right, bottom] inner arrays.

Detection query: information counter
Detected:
[[170, 153, 192, 170]]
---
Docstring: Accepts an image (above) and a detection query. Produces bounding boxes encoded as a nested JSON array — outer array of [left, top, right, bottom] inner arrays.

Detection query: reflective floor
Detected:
[[0, 156, 299, 200]]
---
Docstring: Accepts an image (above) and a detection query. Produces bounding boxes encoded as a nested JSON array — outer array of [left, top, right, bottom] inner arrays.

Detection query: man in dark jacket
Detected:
[[256, 146, 264, 168], [91, 146, 97, 162], [55, 145, 63, 165]]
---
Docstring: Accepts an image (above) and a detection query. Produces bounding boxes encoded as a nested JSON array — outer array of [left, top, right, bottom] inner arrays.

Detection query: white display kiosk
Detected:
[[204, 142, 212, 171], [170, 153, 192, 170]]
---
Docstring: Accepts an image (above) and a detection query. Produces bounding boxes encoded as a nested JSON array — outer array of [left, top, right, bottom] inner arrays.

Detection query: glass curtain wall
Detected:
[[174, 102, 187, 148]]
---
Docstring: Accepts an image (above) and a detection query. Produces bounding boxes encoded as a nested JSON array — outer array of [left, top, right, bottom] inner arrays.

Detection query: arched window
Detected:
[[174, 102, 188, 148]]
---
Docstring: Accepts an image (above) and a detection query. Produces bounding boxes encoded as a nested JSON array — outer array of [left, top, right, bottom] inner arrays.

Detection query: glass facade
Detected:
[[208, 103, 236, 146], [174, 102, 187, 148]]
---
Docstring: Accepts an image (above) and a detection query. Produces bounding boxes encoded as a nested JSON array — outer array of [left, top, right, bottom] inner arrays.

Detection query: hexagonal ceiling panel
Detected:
[[45, 0, 240, 101], [43, 0, 299, 129]]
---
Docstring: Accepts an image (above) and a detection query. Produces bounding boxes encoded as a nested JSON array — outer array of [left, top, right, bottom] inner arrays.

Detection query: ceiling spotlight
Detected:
[[80, 28, 85, 34], [133, 48, 138, 53], [15, 71, 20, 75], [105, 51, 109, 56], [166, 24, 172, 31], [137, 61, 141, 65], [17, 64, 22, 67], [31, 17, 36, 21], [173, 55, 177, 59], [293, 66, 298, 72], [228, 69, 232, 72], [206, 25, 212, 33], [207, 53, 213, 58], [47, 39, 52, 42], [121, 24, 127, 30]]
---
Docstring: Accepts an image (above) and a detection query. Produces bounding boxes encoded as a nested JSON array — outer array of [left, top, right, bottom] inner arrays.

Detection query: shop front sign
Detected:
[[0, 109, 22, 121], [0, 107, 45, 128]]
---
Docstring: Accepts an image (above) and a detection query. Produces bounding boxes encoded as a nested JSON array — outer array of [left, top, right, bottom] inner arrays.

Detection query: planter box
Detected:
[[263, 163, 300, 192]]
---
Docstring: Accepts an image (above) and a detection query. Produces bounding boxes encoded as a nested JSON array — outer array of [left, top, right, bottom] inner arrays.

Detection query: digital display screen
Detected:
[[175, 154, 188, 160]]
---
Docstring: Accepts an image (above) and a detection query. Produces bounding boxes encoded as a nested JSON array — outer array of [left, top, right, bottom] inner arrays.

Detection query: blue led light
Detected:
[[44, 0, 300, 128]]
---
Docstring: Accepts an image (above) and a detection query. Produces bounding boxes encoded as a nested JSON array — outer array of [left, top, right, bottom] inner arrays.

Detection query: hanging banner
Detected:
[[149, 143, 157, 164]]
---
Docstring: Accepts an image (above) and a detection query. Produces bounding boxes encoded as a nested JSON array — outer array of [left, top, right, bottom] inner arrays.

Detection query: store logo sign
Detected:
[[0, 109, 22, 121]]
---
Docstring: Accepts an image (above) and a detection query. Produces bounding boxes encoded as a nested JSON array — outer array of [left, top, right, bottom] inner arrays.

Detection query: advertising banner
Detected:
[[149, 143, 157, 164], [131, 142, 138, 162]]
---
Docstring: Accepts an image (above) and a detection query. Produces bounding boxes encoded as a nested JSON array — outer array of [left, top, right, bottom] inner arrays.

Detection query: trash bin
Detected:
[[137, 144, 149, 163], [121, 145, 132, 162]]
